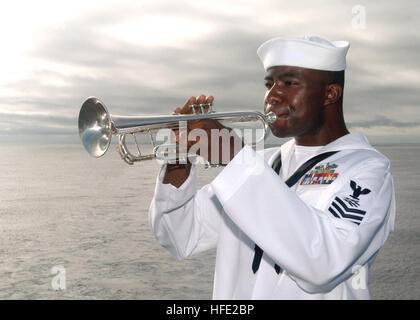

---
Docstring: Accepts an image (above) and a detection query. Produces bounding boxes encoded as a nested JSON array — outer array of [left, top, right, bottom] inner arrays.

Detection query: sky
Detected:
[[0, 0, 419, 145]]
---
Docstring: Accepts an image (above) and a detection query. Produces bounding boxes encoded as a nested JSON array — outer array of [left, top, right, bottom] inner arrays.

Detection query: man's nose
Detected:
[[265, 82, 284, 106]]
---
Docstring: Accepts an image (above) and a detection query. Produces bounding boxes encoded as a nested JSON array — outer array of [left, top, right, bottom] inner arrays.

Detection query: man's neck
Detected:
[[295, 105, 349, 146]]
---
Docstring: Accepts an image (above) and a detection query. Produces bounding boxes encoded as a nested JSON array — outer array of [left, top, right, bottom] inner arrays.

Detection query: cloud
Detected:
[[0, 0, 419, 144]]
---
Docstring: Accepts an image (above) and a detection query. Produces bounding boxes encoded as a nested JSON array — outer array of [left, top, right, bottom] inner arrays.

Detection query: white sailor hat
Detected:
[[257, 36, 350, 71]]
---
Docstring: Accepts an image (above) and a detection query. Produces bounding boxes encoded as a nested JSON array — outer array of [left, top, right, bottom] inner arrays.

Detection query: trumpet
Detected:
[[78, 96, 277, 165]]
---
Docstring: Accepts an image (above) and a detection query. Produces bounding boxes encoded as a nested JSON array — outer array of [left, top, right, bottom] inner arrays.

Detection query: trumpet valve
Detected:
[[189, 103, 214, 114]]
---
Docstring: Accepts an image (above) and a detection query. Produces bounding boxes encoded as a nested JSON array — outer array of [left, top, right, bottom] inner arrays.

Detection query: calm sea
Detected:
[[0, 143, 419, 299]]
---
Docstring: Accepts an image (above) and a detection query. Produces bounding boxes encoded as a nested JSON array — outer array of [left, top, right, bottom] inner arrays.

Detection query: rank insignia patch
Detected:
[[328, 197, 366, 225], [327, 180, 371, 225], [300, 162, 339, 185]]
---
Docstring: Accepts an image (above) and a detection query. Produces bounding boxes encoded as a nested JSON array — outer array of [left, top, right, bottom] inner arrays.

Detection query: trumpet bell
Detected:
[[78, 97, 112, 158]]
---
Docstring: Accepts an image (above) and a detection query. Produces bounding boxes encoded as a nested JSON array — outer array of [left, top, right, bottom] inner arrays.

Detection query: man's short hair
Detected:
[[327, 70, 345, 88]]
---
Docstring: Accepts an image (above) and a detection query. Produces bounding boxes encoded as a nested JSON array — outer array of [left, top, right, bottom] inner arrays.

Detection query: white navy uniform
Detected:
[[149, 132, 395, 299]]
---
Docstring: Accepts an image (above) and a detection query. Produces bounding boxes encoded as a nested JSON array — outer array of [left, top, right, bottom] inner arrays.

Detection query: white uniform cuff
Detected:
[[211, 145, 268, 203], [154, 163, 197, 205]]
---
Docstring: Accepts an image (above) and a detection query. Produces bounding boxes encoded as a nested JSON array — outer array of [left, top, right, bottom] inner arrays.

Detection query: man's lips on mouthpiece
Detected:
[[267, 105, 291, 120], [277, 112, 290, 119]]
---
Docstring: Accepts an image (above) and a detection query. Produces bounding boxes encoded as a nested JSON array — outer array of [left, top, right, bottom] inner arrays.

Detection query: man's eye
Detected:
[[265, 83, 273, 89], [285, 81, 298, 86]]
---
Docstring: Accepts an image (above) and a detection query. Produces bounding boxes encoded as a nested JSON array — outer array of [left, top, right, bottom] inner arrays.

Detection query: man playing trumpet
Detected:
[[149, 36, 395, 299]]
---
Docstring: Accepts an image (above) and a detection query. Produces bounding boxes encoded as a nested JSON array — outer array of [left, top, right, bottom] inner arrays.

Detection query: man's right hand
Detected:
[[162, 94, 243, 188], [162, 94, 214, 188]]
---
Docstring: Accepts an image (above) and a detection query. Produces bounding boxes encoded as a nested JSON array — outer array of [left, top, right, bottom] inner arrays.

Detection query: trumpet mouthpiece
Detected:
[[265, 111, 277, 124]]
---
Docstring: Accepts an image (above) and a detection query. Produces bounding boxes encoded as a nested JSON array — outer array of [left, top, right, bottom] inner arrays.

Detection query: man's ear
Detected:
[[324, 84, 342, 106]]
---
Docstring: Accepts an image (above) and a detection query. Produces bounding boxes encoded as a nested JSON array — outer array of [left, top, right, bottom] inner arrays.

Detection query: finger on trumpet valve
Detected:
[[205, 102, 213, 113], [189, 104, 198, 114], [188, 103, 212, 114], [199, 103, 205, 113], [192, 102, 213, 114]]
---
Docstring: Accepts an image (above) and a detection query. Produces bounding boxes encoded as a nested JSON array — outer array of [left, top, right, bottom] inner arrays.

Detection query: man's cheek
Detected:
[[263, 97, 270, 113]]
